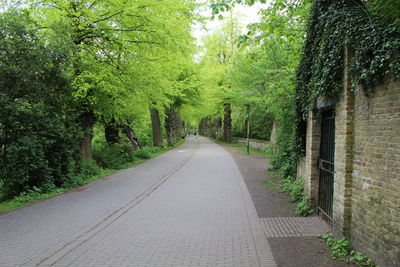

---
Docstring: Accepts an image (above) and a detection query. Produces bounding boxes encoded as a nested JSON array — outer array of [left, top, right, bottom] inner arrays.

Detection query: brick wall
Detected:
[[332, 46, 354, 237], [297, 45, 400, 266], [297, 111, 320, 208], [350, 80, 400, 266]]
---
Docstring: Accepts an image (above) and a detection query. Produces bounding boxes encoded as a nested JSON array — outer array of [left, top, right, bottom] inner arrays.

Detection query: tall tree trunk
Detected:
[[198, 117, 207, 136], [104, 118, 119, 145], [79, 110, 95, 160], [215, 117, 223, 140], [165, 107, 182, 146], [150, 108, 162, 147], [223, 103, 232, 143], [165, 109, 173, 146], [122, 125, 141, 150]]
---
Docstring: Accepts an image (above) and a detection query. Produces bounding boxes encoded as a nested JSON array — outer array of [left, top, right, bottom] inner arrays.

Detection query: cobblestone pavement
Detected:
[[220, 144, 343, 267], [260, 217, 330, 238], [0, 137, 276, 267]]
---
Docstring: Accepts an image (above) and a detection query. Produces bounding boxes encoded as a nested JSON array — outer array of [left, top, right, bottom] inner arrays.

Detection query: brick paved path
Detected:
[[0, 137, 276, 266]]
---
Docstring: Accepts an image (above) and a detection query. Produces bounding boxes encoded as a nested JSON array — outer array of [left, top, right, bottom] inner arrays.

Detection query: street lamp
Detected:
[[245, 104, 250, 154]]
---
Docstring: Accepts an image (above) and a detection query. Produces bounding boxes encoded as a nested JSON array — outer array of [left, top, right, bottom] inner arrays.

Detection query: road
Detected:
[[0, 137, 276, 267]]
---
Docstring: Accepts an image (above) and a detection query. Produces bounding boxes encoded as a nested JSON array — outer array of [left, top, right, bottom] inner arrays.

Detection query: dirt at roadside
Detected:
[[219, 144, 355, 267]]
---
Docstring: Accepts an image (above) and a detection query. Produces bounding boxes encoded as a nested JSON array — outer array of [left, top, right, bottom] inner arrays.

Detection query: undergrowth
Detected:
[[320, 233, 377, 266], [0, 141, 180, 214], [280, 178, 314, 216]]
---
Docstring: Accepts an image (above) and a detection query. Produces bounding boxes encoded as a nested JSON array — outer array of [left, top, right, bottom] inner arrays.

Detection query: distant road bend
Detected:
[[0, 137, 276, 266]]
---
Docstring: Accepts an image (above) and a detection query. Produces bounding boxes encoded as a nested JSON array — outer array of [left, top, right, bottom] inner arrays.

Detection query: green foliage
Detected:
[[131, 146, 163, 160], [13, 187, 48, 204], [142, 146, 162, 154], [92, 136, 163, 169], [0, 1, 199, 200], [210, 0, 267, 17], [93, 141, 136, 169], [76, 160, 103, 180], [281, 178, 313, 216], [0, 186, 66, 213], [0, 10, 80, 198], [281, 178, 304, 202], [295, 196, 314, 216], [295, 0, 400, 155], [0, 142, 174, 213], [63, 159, 105, 188], [320, 233, 377, 266], [133, 149, 152, 160], [212, 0, 400, 184], [263, 174, 313, 216]]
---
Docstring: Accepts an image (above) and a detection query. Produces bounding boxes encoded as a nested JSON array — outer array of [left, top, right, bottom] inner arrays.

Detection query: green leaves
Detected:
[[294, 0, 400, 159], [320, 233, 377, 266], [0, 1, 199, 198]]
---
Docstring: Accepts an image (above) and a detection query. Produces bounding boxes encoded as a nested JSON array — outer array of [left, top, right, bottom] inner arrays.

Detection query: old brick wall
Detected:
[[297, 46, 400, 266], [350, 80, 400, 266], [332, 46, 355, 238], [297, 111, 320, 208]]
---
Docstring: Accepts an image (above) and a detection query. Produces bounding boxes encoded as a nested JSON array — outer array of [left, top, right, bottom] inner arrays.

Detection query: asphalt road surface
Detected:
[[0, 137, 276, 267]]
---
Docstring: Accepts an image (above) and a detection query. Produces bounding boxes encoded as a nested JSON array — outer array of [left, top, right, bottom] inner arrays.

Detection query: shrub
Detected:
[[280, 178, 314, 216], [63, 160, 103, 188], [282, 179, 304, 202], [143, 146, 162, 154], [78, 160, 103, 178], [93, 141, 135, 169], [320, 233, 376, 266], [295, 196, 314, 216], [133, 149, 152, 159], [0, 11, 79, 198]]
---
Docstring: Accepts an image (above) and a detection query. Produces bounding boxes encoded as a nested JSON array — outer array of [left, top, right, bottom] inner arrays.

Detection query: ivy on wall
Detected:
[[294, 0, 400, 156]]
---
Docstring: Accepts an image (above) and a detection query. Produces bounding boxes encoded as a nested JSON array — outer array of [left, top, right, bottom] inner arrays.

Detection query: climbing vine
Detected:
[[294, 0, 400, 156]]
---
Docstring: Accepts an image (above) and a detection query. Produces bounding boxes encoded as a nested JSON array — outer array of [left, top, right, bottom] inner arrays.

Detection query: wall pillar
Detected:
[[302, 110, 321, 208], [332, 45, 355, 237]]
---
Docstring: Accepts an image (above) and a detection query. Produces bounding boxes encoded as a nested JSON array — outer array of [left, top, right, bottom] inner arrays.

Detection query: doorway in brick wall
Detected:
[[318, 109, 335, 224]]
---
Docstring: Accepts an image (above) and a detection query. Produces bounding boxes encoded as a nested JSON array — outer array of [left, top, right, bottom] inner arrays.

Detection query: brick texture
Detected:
[[297, 110, 320, 208], [298, 45, 400, 266], [350, 80, 400, 266]]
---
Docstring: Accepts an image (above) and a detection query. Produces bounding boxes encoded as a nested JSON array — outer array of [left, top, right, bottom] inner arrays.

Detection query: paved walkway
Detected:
[[0, 137, 276, 266]]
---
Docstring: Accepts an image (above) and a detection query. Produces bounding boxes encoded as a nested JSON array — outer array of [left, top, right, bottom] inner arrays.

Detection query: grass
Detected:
[[0, 140, 185, 214], [236, 146, 269, 157], [212, 139, 242, 147], [213, 139, 269, 157]]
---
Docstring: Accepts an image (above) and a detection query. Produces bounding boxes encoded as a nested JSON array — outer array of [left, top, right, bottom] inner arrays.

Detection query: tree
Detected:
[[0, 10, 79, 197], [196, 15, 242, 142], [29, 0, 198, 157]]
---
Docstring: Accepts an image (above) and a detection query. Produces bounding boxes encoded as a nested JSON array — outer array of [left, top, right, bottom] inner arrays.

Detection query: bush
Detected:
[[63, 160, 103, 188], [280, 178, 314, 216], [282, 178, 304, 202], [295, 196, 314, 216], [143, 146, 162, 154], [133, 149, 152, 159], [132, 146, 162, 159], [0, 101, 79, 197], [320, 233, 376, 266], [0, 11, 79, 198], [78, 160, 103, 178], [93, 141, 136, 169]]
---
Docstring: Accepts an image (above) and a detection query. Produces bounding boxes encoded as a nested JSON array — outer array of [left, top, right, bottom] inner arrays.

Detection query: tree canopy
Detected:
[[1, 0, 398, 199]]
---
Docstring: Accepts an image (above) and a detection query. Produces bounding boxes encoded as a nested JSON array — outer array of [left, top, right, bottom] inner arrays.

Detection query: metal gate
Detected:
[[318, 109, 335, 223]]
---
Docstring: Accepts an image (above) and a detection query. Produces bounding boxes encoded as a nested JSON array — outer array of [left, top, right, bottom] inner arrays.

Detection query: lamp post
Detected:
[[245, 104, 250, 154]]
